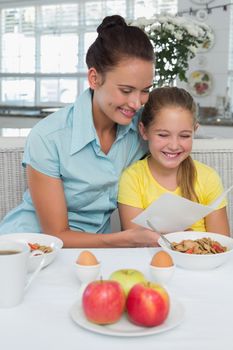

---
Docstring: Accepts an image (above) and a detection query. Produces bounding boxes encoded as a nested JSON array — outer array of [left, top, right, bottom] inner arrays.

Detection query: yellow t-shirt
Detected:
[[118, 158, 227, 232]]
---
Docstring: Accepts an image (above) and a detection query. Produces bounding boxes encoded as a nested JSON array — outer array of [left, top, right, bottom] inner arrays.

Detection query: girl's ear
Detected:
[[194, 122, 199, 132], [88, 68, 101, 89], [139, 122, 149, 141]]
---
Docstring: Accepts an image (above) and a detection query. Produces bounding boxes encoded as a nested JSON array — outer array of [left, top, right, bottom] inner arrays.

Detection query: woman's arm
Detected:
[[205, 207, 230, 236], [27, 166, 160, 248]]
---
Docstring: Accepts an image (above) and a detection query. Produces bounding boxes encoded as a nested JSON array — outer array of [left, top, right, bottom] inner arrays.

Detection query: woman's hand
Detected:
[[101, 226, 160, 248], [126, 227, 161, 247]]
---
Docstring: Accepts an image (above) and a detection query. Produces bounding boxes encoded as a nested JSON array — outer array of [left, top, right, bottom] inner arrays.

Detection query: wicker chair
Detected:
[[0, 137, 26, 221], [192, 138, 233, 236], [0, 137, 232, 235]]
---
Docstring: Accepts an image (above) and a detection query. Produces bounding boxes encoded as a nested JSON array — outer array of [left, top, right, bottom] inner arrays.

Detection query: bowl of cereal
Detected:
[[158, 231, 233, 270], [0, 233, 63, 272]]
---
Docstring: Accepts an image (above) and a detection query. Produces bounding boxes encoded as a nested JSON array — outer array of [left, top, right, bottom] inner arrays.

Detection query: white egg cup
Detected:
[[74, 263, 101, 284], [149, 264, 175, 285]]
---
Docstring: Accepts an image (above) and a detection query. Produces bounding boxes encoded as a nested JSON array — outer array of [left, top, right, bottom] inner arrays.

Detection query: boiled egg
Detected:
[[150, 251, 173, 267], [76, 250, 99, 266]]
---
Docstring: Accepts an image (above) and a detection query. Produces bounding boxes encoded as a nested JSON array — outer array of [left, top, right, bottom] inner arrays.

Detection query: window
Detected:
[[0, 0, 177, 106]]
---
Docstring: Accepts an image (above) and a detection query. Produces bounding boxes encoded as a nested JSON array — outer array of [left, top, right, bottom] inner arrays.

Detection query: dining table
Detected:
[[1, 247, 233, 350]]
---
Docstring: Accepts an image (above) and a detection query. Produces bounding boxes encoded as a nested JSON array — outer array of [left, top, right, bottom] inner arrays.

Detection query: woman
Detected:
[[0, 15, 160, 247]]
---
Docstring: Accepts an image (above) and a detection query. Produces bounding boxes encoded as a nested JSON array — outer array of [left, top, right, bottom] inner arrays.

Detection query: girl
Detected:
[[118, 86, 230, 236], [0, 15, 160, 247]]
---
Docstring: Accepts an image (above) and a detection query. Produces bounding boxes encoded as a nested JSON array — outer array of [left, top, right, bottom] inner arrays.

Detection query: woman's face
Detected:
[[89, 58, 154, 126], [140, 106, 196, 171]]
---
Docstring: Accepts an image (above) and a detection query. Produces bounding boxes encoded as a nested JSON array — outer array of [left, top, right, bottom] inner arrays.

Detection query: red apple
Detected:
[[82, 280, 125, 324], [109, 269, 146, 296], [126, 282, 170, 327]]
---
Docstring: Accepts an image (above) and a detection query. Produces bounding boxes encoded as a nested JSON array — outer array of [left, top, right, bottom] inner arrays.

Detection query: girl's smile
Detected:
[[162, 151, 183, 159]]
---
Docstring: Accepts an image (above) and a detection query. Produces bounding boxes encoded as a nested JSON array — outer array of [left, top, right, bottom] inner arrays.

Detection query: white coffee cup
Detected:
[[0, 240, 45, 308]]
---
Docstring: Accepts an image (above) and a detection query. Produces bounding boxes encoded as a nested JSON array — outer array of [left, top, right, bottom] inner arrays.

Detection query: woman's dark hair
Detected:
[[141, 86, 199, 202], [86, 15, 154, 74]]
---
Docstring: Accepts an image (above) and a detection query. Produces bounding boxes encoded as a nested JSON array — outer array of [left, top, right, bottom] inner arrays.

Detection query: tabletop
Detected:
[[1, 247, 233, 350]]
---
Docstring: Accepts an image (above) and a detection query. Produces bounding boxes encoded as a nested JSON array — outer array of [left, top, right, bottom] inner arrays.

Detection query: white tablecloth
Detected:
[[1, 247, 233, 350]]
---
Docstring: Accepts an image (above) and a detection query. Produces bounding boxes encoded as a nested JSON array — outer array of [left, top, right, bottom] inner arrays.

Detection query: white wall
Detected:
[[178, 0, 231, 109]]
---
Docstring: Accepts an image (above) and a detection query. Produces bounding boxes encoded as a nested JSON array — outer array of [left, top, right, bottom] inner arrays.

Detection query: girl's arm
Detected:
[[118, 203, 143, 230], [118, 203, 160, 246], [27, 166, 160, 248], [205, 207, 230, 236], [118, 199, 231, 236]]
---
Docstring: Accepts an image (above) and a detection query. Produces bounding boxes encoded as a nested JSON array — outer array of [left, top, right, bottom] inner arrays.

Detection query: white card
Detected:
[[132, 185, 233, 233]]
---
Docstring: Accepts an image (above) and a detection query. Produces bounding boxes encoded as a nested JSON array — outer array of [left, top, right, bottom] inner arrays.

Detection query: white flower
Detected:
[[174, 31, 183, 40], [130, 14, 212, 86], [184, 24, 199, 37], [189, 45, 198, 54], [163, 23, 175, 32]]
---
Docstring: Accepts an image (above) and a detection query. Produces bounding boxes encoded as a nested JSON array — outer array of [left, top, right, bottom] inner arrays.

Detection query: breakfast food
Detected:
[[109, 269, 146, 296], [150, 251, 174, 267], [171, 237, 227, 255], [82, 280, 125, 324], [76, 250, 99, 265], [28, 242, 53, 253], [82, 276, 170, 327]]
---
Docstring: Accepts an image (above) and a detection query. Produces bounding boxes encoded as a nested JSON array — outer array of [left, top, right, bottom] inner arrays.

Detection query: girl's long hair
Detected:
[[141, 86, 199, 202]]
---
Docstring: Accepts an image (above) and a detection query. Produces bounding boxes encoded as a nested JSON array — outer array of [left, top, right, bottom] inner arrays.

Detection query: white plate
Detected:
[[0, 233, 63, 271], [70, 297, 185, 337], [188, 70, 213, 97], [197, 27, 215, 53]]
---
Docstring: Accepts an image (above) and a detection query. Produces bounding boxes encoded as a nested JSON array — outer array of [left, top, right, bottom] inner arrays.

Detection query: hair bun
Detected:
[[97, 15, 127, 34]]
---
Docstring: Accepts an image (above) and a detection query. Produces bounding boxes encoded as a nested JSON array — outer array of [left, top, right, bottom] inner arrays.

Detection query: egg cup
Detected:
[[149, 264, 175, 285], [74, 262, 101, 284]]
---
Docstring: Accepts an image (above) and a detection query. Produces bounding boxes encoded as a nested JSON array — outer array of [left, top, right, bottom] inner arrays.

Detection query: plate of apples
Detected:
[[70, 267, 185, 337]]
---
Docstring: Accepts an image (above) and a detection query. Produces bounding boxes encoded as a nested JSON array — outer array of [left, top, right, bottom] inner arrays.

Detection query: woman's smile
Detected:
[[118, 106, 136, 119]]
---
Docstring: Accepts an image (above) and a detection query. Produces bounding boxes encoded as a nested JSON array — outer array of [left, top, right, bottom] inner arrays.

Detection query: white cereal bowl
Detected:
[[158, 231, 233, 270], [0, 233, 63, 272], [74, 263, 101, 284], [149, 264, 175, 284]]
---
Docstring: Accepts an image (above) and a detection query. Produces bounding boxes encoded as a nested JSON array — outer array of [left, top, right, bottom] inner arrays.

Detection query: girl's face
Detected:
[[89, 58, 154, 126], [140, 106, 197, 171]]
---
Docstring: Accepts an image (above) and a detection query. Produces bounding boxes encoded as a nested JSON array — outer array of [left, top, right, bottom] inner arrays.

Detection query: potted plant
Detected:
[[131, 15, 213, 87]]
